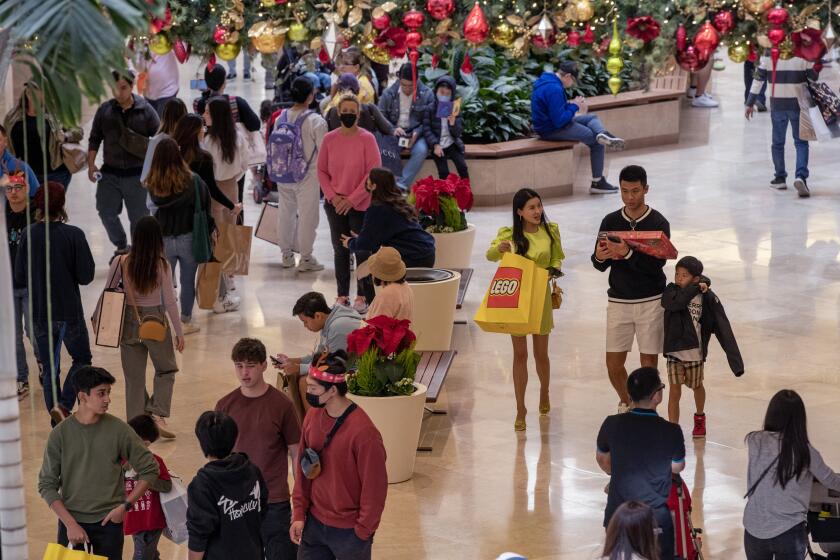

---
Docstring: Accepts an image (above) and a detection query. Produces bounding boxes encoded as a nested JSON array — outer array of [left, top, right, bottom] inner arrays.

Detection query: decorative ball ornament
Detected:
[[714, 11, 735, 35], [426, 0, 455, 22], [676, 24, 687, 51], [608, 77, 622, 95], [372, 8, 391, 30], [766, 6, 789, 26], [572, 0, 594, 22], [741, 0, 773, 15], [322, 19, 341, 59], [149, 34, 172, 55], [249, 21, 286, 54], [213, 24, 229, 45], [402, 9, 426, 30], [676, 45, 701, 71], [727, 43, 750, 63], [215, 41, 241, 61], [535, 14, 555, 43], [693, 21, 720, 61], [288, 22, 309, 42], [406, 30, 423, 49], [767, 27, 786, 46], [567, 29, 580, 46], [463, 1, 489, 44], [174, 39, 190, 63], [491, 22, 516, 48]]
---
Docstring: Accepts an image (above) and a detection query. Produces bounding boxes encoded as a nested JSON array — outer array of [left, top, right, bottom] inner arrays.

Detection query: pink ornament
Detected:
[[713, 11, 734, 35], [402, 9, 425, 30], [463, 2, 489, 44], [213, 25, 228, 45], [676, 24, 687, 51], [676, 45, 702, 71], [693, 21, 720, 61], [582, 23, 594, 44], [372, 12, 391, 30], [426, 0, 455, 21], [567, 29, 580, 46], [406, 30, 423, 49], [767, 27, 786, 46], [174, 39, 189, 63], [766, 6, 789, 26]]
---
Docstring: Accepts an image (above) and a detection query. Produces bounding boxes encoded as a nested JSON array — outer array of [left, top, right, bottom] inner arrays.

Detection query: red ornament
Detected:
[[582, 23, 594, 44], [766, 6, 788, 26], [461, 53, 473, 74], [372, 12, 391, 30], [426, 0, 455, 21], [213, 24, 228, 45], [531, 33, 556, 49], [206, 54, 217, 71], [402, 9, 425, 30], [174, 39, 189, 63], [431, 53, 440, 68], [693, 21, 720, 61], [626, 16, 661, 43], [149, 4, 172, 34], [463, 1, 489, 44], [676, 45, 702, 72], [375, 27, 408, 58], [713, 11, 734, 35], [406, 30, 423, 49], [676, 24, 687, 51], [747, 44, 758, 62], [767, 27, 786, 46], [567, 29, 580, 46], [791, 28, 827, 62], [276, 0, 288, 3], [409, 49, 420, 99]]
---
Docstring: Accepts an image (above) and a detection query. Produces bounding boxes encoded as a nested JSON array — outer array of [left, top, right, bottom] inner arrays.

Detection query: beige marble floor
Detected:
[[15, 56, 840, 559]]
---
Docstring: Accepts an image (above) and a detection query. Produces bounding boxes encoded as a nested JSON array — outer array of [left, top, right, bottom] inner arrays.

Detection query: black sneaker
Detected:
[[17, 381, 29, 400], [243, 72, 252, 80], [596, 132, 626, 151], [756, 101, 767, 113], [769, 176, 787, 190], [793, 177, 810, 198], [590, 177, 619, 194], [227, 71, 237, 80]]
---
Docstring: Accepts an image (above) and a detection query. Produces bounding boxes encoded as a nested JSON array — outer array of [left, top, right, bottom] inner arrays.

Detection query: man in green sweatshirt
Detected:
[[38, 366, 160, 560]]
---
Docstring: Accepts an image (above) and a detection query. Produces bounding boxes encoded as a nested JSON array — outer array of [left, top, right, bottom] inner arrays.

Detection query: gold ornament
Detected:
[[741, 0, 773, 15], [288, 22, 309, 42], [261, 0, 274, 6], [361, 31, 390, 65], [555, 31, 568, 46], [608, 76, 622, 95], [215, 41, 241, 61], [779, 37, 794, 60], [571, 0, 594, 22], [606, 56, 624, 75], [727, 43, 749, 63], [149, 34, 172, 55], [249, 21, 286, 54], [606, 20, 622, 95], [491, 22, 516, 48]]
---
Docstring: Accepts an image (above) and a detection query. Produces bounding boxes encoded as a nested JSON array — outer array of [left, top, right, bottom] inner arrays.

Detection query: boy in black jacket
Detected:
[[187, 411, 268, 560], [423, 75, 469, 179], [661, 256, 744, 438]]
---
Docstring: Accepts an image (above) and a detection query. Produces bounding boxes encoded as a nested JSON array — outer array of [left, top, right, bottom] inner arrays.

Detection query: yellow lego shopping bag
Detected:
[[473, 252, 548, 335], [43, 543, 107, 560]]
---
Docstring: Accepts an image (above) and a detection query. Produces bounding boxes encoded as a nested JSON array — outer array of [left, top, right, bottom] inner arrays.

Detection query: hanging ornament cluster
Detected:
[[214, 0, 246, 61], [463, 1, 489, 44], [426, 0, 454, 22], [248, 20, 287, 54], [606, 20, 623, 95], [149, 4, 173, 35]]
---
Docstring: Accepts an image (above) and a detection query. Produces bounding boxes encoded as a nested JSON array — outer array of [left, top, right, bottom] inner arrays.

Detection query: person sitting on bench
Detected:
[[530, 60, 625, 195]]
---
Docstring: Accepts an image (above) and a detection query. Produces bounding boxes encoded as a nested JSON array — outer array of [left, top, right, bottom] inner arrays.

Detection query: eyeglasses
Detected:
[[5, 185, 25, 193]]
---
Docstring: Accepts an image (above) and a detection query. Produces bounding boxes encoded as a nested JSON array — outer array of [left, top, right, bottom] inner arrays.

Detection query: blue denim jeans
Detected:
[[164, 233, 197, 322], [771, 110, 809, 180], [95, 173, 149, 250], [744, 522, 807, 560], [34, 317, 92, 412], [262, 501, 297, 560], [13, 287, 36, 382], [538, 114, 607, 178], [399, 137, 429, 190], [228, 51, 251, 75]]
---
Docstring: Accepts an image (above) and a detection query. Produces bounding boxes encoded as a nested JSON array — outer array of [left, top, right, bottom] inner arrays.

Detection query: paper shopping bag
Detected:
[[43, 543, 107, 560], [255, 202, 280, 246], [214, 223, 253, 275], [161, 473, 189, 544], [473, 252, 548, 336], [93, 289, 126, 348], [196, 262, 223, 310]]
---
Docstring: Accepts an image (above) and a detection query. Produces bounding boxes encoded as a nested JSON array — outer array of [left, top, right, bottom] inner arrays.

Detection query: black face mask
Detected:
[[306, 392, 328, 408], [339, 113, 357, 128]]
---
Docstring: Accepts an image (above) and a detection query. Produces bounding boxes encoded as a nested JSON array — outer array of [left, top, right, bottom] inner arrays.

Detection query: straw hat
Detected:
[[367, 246, 406, 282]]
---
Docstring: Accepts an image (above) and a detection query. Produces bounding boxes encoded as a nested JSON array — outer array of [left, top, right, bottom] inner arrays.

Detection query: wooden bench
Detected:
[[415, 349, 456, 452]]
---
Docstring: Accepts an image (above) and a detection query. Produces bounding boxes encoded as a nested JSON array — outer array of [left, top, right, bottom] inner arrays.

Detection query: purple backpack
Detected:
[[267, 109, 315, 184]]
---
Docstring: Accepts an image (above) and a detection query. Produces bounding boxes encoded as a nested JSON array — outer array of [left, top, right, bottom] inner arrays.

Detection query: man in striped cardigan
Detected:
[[745, 52, 819, 198]]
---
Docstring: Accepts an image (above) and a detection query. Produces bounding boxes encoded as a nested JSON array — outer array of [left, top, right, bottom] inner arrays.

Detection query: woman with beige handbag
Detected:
[[97, 216, 184, 438]]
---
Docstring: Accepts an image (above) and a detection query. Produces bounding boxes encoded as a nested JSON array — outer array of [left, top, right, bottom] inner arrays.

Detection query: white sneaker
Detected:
[[352, 297, 369, 315], [297, 256, 324, 272], [224, 274, 237, 292], [281, 252, 296, 268], [213, 295, 241, 314], [691, 94, 719, 108], [617, 402, 630, 414], [686, 86, 697, 99], [182, 321, 200, 335]]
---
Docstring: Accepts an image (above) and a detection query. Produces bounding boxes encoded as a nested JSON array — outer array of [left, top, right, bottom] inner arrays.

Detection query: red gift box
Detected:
[[600, 230, 678, 260]]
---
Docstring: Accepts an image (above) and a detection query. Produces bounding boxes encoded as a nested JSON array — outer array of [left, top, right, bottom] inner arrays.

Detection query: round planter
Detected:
[[406, 268, 460, 352], [432, 223, 476, 269], [351, 383, 427, 484]]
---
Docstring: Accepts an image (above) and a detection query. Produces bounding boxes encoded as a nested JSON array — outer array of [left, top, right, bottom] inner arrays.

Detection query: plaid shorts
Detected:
[[667, 358, 704, 389]]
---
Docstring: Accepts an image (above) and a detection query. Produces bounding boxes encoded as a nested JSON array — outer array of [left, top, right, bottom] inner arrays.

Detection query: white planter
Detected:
[[432, 223, 476, 269], [406, 269, 460, 352], [351, 383, 427, 484]]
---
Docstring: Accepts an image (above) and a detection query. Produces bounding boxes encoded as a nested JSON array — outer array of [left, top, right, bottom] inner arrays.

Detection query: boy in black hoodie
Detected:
[[661, 256, 744, 438], [187, 411, 268, 560], [423, 75, 469, 180]]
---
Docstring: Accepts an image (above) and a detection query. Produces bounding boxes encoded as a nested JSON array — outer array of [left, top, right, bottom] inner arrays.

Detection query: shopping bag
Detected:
[[376, 133, 404, 177], [255, 202, 280, 246], [473, 252, 548, 336], [214, 223, 253, 275], [196, 262, 223, 310], [238, 123, 267, 167], [809, 105, 833, 142], [807, 81, 840, 125], [161, 473, 189, 544], [43, 543, 107, 560], [93, 289, 126, 348], [61, 143, 87, 174], [600, 230, 678, 260]]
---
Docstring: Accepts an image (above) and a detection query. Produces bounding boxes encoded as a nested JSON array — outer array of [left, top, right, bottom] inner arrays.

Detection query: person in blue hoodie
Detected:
[[531, 61, 625, 194]]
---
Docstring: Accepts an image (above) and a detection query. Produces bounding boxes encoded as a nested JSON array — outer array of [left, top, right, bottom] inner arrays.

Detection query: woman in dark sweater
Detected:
[[147, 138, 214, 334], [342, 167, 435, 267]]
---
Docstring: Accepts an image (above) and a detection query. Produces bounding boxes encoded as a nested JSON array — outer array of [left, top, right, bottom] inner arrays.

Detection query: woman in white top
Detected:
[[202, 96, 247, 311], [601, 501, 658, 560]]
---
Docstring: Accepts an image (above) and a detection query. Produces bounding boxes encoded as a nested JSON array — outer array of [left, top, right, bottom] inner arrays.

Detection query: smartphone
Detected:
[[189, 78, 207, 90], [270, 355, 286, 367], [93, 171, 103, 182], [398, 136, 411, 148]]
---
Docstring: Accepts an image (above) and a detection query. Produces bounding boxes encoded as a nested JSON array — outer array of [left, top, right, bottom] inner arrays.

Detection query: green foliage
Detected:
[[347, 347, 419, 397], [438, 196, 467, 231]]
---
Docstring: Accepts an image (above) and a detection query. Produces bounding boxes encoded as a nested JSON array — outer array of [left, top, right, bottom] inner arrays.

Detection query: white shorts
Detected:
[[606, 298, 664, 355]]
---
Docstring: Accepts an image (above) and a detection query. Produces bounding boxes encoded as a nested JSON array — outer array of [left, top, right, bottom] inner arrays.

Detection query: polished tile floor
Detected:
[[16, 56, 840, 559]]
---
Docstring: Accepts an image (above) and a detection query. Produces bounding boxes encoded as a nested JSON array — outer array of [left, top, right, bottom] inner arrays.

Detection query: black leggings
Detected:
[[324, 202, 375, 302]]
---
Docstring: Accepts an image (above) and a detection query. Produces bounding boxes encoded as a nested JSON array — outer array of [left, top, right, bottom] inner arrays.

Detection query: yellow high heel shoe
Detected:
[[539, 402, 551, 416], [514, 418, 526, 431]]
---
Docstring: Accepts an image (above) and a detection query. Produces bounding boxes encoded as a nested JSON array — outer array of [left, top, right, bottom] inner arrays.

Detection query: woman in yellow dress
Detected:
[[487, 188, 564, 431]]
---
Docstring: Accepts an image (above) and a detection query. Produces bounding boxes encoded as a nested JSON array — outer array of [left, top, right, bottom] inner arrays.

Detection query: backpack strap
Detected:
[[228, 95, 240, 123]]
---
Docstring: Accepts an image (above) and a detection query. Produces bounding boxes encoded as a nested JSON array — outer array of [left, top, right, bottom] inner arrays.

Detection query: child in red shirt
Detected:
[[125, 415, 173, 560]]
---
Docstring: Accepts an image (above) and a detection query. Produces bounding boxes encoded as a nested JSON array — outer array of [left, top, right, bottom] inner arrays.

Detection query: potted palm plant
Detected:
[[408, 173, 475, 269], [346, 316, 426, 483]]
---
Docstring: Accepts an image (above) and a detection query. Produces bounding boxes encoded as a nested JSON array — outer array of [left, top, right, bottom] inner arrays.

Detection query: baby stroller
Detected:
[[668, 474, 704, 560], [807, 481, 840, 559]]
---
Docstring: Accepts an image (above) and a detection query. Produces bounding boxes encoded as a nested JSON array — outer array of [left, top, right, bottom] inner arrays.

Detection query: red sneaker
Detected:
[[692, 413, 706, 438]]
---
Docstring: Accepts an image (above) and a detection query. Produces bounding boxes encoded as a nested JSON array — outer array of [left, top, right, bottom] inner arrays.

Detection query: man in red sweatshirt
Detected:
[[290, 351, 387, 560]]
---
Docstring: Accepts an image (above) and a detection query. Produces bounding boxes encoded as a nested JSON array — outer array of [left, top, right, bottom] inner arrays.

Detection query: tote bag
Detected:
[[43, 543, 107, 560], [214, 223, 253, 275], [192, 177, 212, 263], [473, 252, 548, 336], [161, 473, 189, 544], [255, 202, 280, 246], [196, 262, 223, 310], [92, 262, 126, 348]]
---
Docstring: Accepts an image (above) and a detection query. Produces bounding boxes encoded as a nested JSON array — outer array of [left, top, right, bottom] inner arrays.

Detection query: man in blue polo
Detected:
[[595, 367, 685, 558]]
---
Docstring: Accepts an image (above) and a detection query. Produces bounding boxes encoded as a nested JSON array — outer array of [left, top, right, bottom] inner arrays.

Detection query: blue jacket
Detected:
[[1, 149, 40, 197], [348, 203, 435, 264], [531, 72, 579, 135]]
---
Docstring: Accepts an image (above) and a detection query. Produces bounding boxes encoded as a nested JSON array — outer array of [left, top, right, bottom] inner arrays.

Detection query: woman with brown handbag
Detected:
[[98, 216, 184, 438]]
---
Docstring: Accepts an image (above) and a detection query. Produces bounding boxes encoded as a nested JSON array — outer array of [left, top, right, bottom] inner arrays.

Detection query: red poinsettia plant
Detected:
[[346, 316, 420, 397], [374, 27, 407, 59], [626, 16, 661, 43], [408, 173, 473, 233]]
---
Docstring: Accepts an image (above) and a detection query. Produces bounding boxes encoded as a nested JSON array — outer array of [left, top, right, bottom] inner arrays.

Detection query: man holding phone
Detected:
[[531, 60, 625, 195], [591, 165, 670, 411]]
